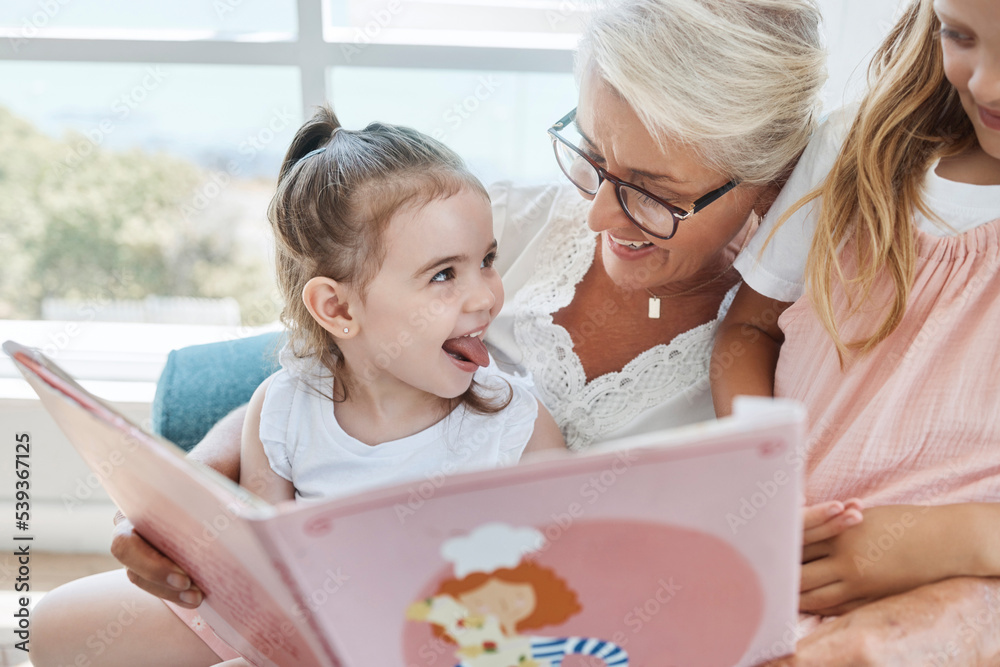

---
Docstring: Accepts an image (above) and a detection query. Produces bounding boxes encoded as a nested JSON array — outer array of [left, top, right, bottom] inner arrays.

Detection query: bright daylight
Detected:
[[2, 0, 999, 665]]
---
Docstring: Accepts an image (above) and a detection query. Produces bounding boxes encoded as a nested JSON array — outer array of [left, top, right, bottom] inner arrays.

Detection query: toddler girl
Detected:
[[242, 107, 564, 507], [30, 108, 564, 667]]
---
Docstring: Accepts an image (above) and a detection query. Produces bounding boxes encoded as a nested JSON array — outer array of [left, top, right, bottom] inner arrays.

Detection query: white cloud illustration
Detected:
[[441, 523, 545, 578]]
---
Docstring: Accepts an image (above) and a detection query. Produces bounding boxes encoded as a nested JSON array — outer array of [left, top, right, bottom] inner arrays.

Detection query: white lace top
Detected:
[[486, 182, 736, 451]]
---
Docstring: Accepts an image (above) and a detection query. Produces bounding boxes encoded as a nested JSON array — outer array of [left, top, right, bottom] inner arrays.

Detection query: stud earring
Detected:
[[343, 327, 349, 334]]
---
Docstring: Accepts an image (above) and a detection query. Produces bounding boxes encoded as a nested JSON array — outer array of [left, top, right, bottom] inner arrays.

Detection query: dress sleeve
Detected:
[[733, 108, 853, 302], [474, 359, 540, 465], [257, 367, 296, 482], [498, 380, 540, 465]]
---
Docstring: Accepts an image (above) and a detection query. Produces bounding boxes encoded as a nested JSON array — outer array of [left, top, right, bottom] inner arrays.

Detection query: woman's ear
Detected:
[[751, 181, 783, 220], [753, 158, 798, 219], [302, 276, 358, 339]]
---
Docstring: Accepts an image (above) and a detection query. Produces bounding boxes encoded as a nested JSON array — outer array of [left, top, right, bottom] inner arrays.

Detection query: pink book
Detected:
[[6, 339, 805, 667]]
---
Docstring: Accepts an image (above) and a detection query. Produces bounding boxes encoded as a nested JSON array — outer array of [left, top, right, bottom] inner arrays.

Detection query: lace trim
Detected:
[[512, 193, 736, 451]]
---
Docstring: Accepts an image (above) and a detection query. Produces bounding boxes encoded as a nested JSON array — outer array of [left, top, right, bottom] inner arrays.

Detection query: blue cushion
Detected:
[[151, 332, 284, 452]]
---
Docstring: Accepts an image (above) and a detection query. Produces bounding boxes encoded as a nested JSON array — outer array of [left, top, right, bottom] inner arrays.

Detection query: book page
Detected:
[[7, 342, 335, 667], [255, 406, 804, 667]]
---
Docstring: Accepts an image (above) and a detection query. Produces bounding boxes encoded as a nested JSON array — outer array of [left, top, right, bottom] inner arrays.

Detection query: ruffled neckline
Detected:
[[511, 198, 736, 450]]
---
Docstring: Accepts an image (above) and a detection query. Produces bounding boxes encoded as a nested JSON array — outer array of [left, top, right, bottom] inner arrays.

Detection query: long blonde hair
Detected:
[[796, 0, 975, 359]]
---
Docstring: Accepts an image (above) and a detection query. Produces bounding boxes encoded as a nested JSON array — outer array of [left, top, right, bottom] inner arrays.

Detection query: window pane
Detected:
[[0, 62, 300, 323], [0, 0, 297, 38], [330, 67, 577, 185], [328, 0, 596, 47]]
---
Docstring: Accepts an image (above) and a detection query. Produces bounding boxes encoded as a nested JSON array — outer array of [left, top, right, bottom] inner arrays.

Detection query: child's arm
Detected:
[[239, 376, 296, 504], [800, 503, 1000, 616], [520, 399, 566, 457], [711, 282, 793, 417]]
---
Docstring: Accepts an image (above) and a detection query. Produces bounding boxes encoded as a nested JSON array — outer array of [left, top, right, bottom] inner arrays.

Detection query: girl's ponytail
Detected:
[[277, 106, 341, 182]]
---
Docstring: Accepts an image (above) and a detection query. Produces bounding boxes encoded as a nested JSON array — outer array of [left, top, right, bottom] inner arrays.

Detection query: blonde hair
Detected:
[[795, 0, 975, 359], [577, 0, 826, 186], [269, 106, 509, 413]]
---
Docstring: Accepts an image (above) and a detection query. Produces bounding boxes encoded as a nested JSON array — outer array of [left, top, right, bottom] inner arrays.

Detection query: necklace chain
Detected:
[[643, 222, 754, 318]]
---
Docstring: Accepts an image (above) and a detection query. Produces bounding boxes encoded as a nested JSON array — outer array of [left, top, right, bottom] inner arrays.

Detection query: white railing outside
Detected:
[[42, 296, 242, 326]]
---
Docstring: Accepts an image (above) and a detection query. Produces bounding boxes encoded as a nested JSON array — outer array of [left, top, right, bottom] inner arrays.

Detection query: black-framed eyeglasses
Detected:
[[547, 108, 740, 240]]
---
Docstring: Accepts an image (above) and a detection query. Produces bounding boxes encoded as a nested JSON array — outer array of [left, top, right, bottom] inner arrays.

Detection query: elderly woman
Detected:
[[33, 0, 1000, 665], [486, 0, 822, 448]]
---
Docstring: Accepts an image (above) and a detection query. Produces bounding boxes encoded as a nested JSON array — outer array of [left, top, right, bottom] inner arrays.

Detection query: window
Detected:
[[329, 0, 591, 48], [0, 0, 908, 332], [0, 61, 300, 325], [0, 0, 297, 37], [0, 0, 582, 331], [331, 66, 576, 184]]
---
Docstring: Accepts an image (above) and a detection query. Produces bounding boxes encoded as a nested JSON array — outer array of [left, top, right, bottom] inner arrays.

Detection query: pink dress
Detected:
[[775, 218, 1000, 507]]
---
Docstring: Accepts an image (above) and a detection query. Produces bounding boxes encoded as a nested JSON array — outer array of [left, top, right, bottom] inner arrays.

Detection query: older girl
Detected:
[[714, 0, 1000, 624]]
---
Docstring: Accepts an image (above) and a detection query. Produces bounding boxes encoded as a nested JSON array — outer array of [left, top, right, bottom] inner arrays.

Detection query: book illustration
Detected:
[[406, 523, 628, 667], [401, 518, 766, 667]]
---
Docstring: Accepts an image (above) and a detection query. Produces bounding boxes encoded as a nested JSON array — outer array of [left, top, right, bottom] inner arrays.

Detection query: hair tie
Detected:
[[298, 127, 344, 163], [298, 146, 327, 162]]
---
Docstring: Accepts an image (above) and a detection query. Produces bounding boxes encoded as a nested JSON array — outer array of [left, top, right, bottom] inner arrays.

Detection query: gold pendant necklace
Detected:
[[644, 225, 753, 319]]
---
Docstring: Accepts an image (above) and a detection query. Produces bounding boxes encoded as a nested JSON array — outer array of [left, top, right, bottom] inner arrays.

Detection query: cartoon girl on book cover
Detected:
[[406, 523, 629, 667]]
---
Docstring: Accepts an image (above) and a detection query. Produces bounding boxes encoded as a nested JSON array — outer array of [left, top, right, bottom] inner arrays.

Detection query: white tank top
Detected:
[[259, 346, 538, 500]]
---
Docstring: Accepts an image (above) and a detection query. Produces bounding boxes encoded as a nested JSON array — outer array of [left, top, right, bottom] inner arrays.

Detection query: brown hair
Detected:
[[268, 106, 509, 413], [432, 560, 582, 640], [777, 0, 975, 361]]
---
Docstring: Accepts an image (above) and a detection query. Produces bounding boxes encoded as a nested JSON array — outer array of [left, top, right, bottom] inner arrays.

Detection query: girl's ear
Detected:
[[302, 276, 358, 339]]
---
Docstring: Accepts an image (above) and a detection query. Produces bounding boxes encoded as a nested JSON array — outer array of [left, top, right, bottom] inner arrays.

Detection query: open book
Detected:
[[7, 339, 805, 667]]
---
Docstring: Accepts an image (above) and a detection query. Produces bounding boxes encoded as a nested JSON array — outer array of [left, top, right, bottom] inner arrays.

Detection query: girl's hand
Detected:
[[802, 499, 863, 545], [800, 504, 975, 615]]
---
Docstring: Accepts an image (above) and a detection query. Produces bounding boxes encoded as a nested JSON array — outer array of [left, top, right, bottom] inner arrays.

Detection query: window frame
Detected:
[[0, 0, 576, 112]]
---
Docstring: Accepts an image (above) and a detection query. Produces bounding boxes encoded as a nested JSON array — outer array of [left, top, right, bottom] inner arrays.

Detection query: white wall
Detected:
[[818, 0, 908, 111], [1, 321, 279, 553], [0, 397, 146, 553]]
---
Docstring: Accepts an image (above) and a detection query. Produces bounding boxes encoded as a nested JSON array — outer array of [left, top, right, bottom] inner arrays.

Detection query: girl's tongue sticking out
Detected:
[[442, 335, 490, 367]]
